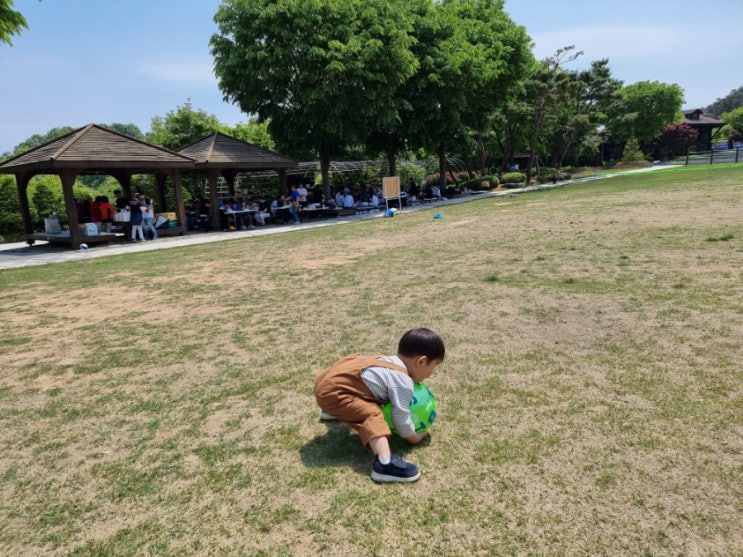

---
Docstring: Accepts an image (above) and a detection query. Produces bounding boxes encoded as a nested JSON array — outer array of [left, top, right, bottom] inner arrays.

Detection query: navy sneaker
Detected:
[[371, 455, 420, 483]]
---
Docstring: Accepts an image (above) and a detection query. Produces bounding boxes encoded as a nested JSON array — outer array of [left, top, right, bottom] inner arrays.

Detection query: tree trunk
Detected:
[[475, 134, 487, 175], [387, 150, 397, 177], [438, 144, 447, 191]]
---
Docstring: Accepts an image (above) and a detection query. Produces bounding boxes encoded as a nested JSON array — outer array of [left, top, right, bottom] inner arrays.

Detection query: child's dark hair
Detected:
[[398, 328, 445, 361]]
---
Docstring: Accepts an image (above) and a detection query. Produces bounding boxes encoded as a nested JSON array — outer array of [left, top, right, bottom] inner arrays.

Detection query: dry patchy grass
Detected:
[[0, 167, 742, 556]]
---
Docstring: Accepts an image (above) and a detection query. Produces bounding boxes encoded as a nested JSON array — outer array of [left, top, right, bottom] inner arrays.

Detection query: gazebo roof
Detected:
[[682, 109, 724, 128], [176, 132, 298, 171], [0, 123, 195, 175]]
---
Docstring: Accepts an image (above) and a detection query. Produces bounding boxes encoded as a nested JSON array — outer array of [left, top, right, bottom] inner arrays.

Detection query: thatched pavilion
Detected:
[[0, 124, 195, 249]]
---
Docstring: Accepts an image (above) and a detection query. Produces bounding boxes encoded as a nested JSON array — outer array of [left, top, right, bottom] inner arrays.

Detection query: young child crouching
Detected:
[[314, 328, 445, 483]]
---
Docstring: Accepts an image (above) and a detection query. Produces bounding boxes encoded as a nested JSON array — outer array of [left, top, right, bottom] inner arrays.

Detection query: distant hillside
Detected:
[[705, 86, 743, 118]]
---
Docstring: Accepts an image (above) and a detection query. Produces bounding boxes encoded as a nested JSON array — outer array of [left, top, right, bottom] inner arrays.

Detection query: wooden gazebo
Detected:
[[0, 124, 195, 249], [682, 109, 725, 152], [177, 132, 298, 230]]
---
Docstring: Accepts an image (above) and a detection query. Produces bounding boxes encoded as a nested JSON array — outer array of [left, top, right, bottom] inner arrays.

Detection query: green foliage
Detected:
[[720, 106, 743, 135], [147, 101, 226, 150], [501, 171, 526, 184], [458, 175, 499, 190], [606, 81, 684, 144], [621, 138, 647, 163], [396, 162, 427, 189], [0, 174, 23, 240], [7, 126, 75, 158], [229, 120, 275, 151], [0, 0, 27, 46], [705, 85, 743, 118], [212, 0, 420, 192], [102, 123, 145, 140], [29, 176, 64, 223]]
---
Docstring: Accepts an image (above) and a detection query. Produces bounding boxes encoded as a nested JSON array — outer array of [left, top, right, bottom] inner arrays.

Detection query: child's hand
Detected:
[[405, 431, 429, 445]]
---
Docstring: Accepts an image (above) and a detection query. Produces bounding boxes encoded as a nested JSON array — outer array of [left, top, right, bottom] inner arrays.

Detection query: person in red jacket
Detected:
[[98, 196, 115, 233]]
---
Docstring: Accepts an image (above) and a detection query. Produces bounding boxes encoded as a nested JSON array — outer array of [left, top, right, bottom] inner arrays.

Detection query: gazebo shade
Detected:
[[0, 124, 195, 249], [177, 132, 297, 170], [177, 132, 298, 228]]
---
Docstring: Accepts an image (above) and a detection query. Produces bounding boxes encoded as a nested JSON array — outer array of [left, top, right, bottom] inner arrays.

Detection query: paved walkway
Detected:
[[0, 193, 496, 269]]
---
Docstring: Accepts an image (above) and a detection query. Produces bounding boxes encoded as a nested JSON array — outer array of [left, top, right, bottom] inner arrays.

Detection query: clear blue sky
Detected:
[[1, 0, 741, 154]]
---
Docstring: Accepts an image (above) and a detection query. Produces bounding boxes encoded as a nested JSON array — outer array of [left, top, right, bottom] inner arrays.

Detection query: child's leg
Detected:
[[368, 436, 391, 460]]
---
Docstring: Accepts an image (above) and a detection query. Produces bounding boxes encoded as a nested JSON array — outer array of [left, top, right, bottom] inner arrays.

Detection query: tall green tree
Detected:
[[102, 123, 145, 140], [606, 81, 684, 146], [147, 102, 225, 150], [211, 0, 418, 197], [720, 106, 743, 134], [521, 46, 583, 183], [547, 59, 622, 167], [0, 0, 27, 46], [0, 175, 22, 240], [401, 0, 531, 188], [229, 119, 275, 151]]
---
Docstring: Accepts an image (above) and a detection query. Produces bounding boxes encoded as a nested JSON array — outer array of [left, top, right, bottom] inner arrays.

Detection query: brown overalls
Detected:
[[314, 354, 409, 447]]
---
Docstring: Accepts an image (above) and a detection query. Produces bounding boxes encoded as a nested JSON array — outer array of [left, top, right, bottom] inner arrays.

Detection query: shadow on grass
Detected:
[[300, 421, 426, 477]]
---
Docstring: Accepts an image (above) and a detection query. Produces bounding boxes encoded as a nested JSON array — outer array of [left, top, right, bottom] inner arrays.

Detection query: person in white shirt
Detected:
[[297, 184, 309, 206]]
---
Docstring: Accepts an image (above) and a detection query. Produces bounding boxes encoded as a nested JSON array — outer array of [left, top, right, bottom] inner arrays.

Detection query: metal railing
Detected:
[[679, 148, 741, 165]]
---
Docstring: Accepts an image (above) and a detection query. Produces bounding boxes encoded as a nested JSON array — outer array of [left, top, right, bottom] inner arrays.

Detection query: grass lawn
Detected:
[[0, 165, 742, 556]]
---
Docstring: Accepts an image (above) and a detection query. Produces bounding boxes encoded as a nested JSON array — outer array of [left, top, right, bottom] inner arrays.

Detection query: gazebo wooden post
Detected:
[[60, 170, 82, 249], [206, 169, 221, 230], [15, 172, 35, 245]]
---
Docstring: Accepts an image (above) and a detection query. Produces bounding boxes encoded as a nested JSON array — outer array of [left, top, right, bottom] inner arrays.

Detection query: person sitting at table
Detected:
[[254, 195, 270, 226], [185, 199, 198, 231], [219, 198, 232, 231], [241, 199, 257, 229], [343, 187, 356, 209], [197, 199, 212, 231], [288, 185, 301, 224], [271, 194, 291, 224]]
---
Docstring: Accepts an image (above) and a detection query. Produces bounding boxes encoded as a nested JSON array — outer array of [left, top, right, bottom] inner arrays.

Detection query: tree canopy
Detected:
[[0, 0, 27, 46], [211, 0, 419, 195], [210, 0, 532, 192], [705, 85, 743, 119], [606, 81, 684, 144]]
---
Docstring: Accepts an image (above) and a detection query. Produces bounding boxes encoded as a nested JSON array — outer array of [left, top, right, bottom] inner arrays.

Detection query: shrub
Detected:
[[424, 170, 471, 186], [536, 168, 555, 184], [621, 138, 646, 163], [458, 175, 500, 191], [501, 172, 526, 185]]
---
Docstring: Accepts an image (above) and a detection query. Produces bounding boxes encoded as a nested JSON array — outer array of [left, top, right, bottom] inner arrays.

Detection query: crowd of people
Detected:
[[179, 179, 454, 232], [69, 178, 453, 239], [74, 190, 158, 241]]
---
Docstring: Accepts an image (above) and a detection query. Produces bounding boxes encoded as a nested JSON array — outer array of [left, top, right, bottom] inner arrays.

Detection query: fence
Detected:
[[679, 148, 742, 166]]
